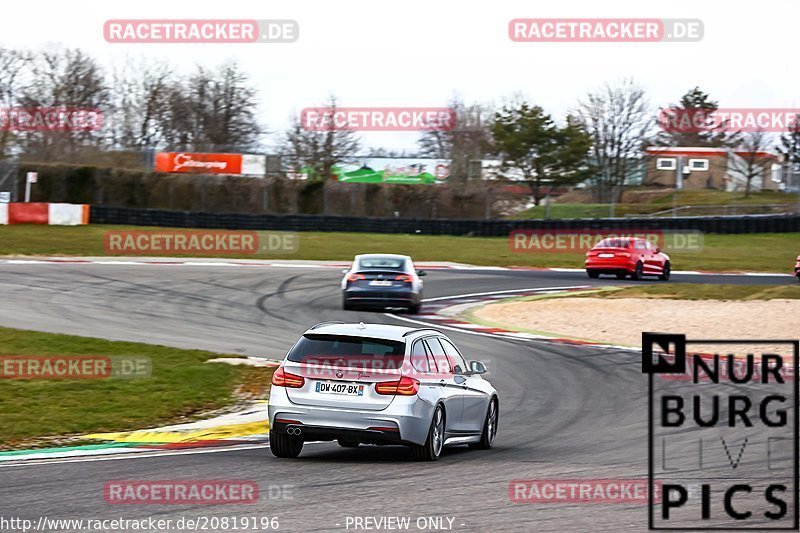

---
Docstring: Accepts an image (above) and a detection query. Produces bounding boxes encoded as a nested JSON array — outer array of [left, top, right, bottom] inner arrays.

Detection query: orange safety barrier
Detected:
[[8, 202, 49, 224]]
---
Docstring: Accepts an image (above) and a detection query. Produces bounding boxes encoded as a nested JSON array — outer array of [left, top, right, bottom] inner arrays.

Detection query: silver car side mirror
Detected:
[[469, 360, 487, 374]]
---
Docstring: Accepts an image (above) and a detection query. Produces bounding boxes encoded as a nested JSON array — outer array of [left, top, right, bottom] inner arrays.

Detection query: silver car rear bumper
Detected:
[[268, 387, 434, 445]]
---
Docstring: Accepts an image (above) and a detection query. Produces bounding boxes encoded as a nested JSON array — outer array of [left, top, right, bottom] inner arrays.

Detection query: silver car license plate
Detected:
[[315, 381, 365, 396]]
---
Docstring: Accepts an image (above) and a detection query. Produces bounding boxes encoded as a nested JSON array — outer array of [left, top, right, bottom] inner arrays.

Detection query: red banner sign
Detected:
[[155, 152, 243, 174]]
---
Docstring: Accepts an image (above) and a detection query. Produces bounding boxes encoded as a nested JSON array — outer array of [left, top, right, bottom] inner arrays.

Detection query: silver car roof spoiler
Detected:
[[401, 328, 442, 337], [309, 321, 345, 330]]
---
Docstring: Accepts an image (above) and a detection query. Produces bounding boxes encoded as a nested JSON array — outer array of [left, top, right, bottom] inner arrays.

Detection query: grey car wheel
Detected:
[[412, 405, 444, 461]]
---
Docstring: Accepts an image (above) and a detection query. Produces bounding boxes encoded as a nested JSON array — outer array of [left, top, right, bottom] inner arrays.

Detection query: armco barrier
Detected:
[[89, 206, 800, 236]]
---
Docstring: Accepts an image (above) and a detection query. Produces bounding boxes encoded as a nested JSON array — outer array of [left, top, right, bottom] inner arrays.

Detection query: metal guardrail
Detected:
[[90, 205, 800, 235]]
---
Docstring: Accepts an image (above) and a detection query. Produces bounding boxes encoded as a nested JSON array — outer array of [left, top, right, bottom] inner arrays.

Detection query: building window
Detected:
[[688, 159, 709, 171], [772, 163, 782, 183], [656, 158, 677, 170]]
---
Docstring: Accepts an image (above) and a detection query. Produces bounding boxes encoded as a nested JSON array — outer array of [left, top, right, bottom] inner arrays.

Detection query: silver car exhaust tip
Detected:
[[287, 426, 302, 435]]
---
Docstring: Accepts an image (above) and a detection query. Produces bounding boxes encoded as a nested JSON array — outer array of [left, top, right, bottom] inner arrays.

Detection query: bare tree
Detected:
[[15, 47, 109, 162], [160, 61, 262, 152], [0, 47, 31, 159], [730, 130, 774, 197], [109, 58, 173, 150], [281, 95, 361, 181], [417, 96, 493, 181], [575, 79, 653, 202]]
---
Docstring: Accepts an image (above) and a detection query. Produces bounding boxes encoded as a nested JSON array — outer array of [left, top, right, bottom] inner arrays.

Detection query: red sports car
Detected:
[[585, 237, 671, 280], [795, 255, 800, 281]]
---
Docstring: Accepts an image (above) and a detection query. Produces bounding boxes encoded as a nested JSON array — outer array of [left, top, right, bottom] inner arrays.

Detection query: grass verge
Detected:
[[513, 190, 798, 219], [0, 326, 273, 449], [0, 225, 797, 273]]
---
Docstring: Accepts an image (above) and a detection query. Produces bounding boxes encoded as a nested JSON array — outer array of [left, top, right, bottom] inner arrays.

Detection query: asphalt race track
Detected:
[[0, 264, 791, 532]]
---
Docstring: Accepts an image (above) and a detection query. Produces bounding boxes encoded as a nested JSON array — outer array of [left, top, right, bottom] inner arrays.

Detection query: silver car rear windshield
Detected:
[[357, 257, 406, 270], [287, 334, 406, 369]]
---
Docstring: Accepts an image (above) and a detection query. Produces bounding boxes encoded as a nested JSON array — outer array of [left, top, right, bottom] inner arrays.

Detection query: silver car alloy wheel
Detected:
[[487, 400, 498, 445], [432, 407, 444, 456]]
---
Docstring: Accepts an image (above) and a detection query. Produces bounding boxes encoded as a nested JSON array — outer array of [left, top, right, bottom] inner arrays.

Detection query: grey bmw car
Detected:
[[268, 322, 498, 461]]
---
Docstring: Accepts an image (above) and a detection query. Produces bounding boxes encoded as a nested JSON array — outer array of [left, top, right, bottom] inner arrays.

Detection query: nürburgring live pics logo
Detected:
[[643, 332, 799, 530]]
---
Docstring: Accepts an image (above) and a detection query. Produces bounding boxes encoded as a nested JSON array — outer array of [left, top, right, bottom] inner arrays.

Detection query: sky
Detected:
[[2, 0, 798, 152]]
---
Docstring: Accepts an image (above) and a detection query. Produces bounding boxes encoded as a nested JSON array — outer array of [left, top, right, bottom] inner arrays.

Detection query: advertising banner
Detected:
[[155, 152, 266, 176]]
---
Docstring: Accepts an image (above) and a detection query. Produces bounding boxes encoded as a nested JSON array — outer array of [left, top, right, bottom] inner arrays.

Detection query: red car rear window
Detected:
[[595, 238, 631, 248]]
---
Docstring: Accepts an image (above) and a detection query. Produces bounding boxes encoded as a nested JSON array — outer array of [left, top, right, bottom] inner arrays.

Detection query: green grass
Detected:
[[0, 326, 265, 448], [585, 283, 800, 301], [0, 225, 797, 273], [513, 190, 800, 219], [649, 190, 794, 206], [510, 204, 661, 219]]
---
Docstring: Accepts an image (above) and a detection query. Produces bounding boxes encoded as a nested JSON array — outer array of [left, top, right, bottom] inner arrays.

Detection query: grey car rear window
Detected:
[[357, 257, 406, 270]]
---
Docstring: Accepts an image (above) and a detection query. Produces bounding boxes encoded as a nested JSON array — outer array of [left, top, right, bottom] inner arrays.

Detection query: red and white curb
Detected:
[[0, 257, 792, 277], [387, 286, 639, 352]]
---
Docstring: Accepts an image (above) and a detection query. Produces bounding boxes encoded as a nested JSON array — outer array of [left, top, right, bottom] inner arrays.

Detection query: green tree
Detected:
[[656, 86, 740, 147], [778, 114, 800, 170], [490, 102, 592, 205]]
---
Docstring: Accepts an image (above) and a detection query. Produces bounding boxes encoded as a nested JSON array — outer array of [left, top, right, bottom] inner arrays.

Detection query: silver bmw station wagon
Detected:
[[268, 322, 499, 461]]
